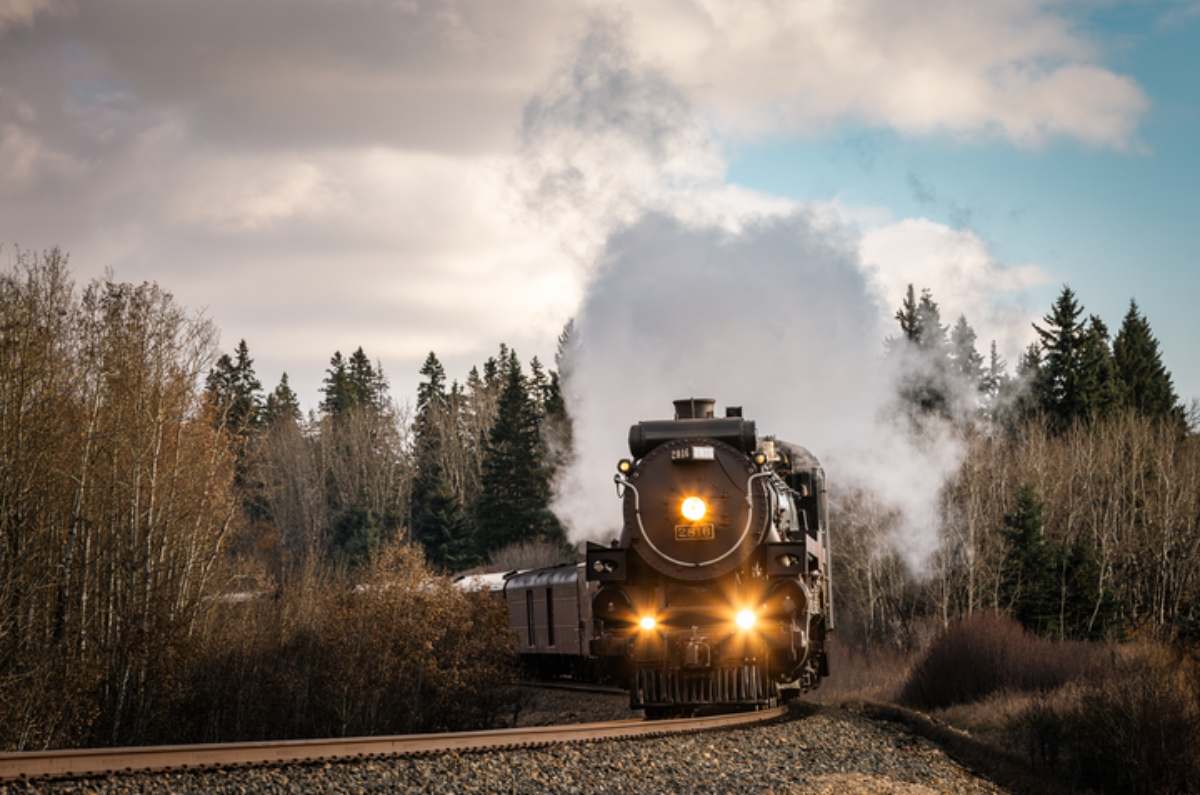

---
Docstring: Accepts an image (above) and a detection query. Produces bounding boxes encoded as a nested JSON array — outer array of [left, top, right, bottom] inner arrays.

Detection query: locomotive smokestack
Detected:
[[673, 398, 715, 420]]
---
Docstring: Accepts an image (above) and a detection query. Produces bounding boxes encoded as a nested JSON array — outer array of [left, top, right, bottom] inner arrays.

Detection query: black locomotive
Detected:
[[460, 399, 833, 717], [585, 398, 833, 715]]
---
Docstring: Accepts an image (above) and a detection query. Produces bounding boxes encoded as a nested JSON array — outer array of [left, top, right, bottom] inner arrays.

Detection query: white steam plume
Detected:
[[553, 212, 964, 569], [527, 19, 1019, 571]]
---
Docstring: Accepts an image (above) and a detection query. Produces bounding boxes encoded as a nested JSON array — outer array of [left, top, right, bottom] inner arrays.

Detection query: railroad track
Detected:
[[0, 706, 787, 783]]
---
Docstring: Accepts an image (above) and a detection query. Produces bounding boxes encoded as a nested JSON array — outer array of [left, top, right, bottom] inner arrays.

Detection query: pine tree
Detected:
[[263, 372, 302, 427], [980, 341, 1008, 401], [410, 352, 474, 569], [999, 485, 1057, 636], [347, 346, 388, 409], [205, 339, 263, 435], [1033, 286, 1090, 431], [894, 284, 921, 343], [949, 315, 985, 390], [1080, 315, 1123, 420], [1113, 300, 1182, 422], [320, 351, 352, 416], [475, 351, 565, 556], [891, 286, 953, 418]]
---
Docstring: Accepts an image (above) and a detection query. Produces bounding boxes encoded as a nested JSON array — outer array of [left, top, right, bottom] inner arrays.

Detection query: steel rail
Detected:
[[0, 706, 786, 782]]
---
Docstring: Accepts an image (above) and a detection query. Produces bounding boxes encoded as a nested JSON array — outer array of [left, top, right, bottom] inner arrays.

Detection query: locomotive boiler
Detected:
[[586, 399, 833, 716]]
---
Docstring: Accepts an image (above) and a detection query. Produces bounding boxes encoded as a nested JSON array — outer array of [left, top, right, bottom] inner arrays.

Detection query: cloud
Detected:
[[619, 0, 1148, 148], [860, 218, 1050, 366], [0, 0, 1131, 407], [0, 0, 57, 32]]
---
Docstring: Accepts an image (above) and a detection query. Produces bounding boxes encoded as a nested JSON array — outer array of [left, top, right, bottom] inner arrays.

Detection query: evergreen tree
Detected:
[[980, 341, 1008, 401], [263, 372, 302, 427], [320, 351, 352, 416], [205, 339, 263, 435], [999, 485, 1057, 635], [949, 315, 985, 390], [1080, 315, 1123, 420], [1113, 300, 1182, 422], [893, 284, 921, 343], [410, 352, 474, 569], [347, 346, 388, 409], [475, 351, 565, 556], [890, 286, 953, 418], [1033, 286, 1090, 431], [915, 289, 949, 355]]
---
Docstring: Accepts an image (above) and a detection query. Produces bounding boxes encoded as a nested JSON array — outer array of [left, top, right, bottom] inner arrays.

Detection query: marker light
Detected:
[[617, 458, 632, 474], [680, 496, 707, 522], [638, 615, 658, 631], [735, 608, 757, 632], [753, 452, 768, 466]]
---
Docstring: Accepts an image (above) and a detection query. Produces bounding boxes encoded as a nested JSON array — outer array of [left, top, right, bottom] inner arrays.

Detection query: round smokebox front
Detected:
[[624, 438, 769, 581]]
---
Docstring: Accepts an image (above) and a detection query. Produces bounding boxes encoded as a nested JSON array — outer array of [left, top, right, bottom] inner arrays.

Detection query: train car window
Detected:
[[525, 589, 534, 647], [545, 588, 555, 647]]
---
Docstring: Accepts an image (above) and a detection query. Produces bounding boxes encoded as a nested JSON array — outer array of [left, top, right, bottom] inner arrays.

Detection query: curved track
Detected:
[[0, 706, 786, 782]]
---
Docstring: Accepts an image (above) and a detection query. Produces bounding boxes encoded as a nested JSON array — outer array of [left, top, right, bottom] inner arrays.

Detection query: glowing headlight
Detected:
[[680, 496, 707, 522], [617, 458, 632, 474], [735, 608, 757, 632], [638, 615, 657, 631]]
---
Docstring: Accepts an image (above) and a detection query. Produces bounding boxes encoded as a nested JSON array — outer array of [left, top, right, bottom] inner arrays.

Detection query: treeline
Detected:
[[204, 329, 574, 578], [0, 250, 517, 750], [836, 283, 1200, 649]]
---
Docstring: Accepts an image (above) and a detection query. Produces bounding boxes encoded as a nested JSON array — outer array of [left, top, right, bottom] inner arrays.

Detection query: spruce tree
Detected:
[[320, 351, 352, 416], [475, 351, 565, 556], [891, 286, 953, 418], [1080, 315, 1123, 420], [999, 485, 1057, 635], [1113, 300, 1182, 422], [1033, 286, 1090, 431], [263, 372, 302, 427], [949, 315, 985, 390], [205, 339, 263, 435], [894, 284, 921, 343], [410, 352, 474, 569], [347, 346, 388, 409]]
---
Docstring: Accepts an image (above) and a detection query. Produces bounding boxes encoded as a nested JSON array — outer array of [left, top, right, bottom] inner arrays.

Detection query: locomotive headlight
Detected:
[[638, 615, 657, 631], [734, 608, 757, 632], [680, 496, 707, 522]]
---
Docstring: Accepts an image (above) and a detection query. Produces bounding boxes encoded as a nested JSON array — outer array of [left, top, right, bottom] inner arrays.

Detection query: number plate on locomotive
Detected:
[[674, 524, 715, 541]]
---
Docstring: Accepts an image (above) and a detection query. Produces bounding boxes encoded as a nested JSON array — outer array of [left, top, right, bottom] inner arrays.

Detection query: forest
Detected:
[[1, 247, 1198, 754]]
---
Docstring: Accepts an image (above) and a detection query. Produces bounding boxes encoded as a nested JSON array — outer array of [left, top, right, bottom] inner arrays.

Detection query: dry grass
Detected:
[[1015, 645, 1200, 794], [813, 637, 914, 703], [898, 613, 1098, 711], [894, 619, 1200, 794]]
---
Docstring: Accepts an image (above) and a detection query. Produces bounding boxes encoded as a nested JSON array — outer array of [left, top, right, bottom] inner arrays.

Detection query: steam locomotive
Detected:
[[464, 399, 833, 717]]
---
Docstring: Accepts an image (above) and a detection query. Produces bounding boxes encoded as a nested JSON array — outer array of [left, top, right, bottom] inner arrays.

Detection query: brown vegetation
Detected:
[[889, 615, 1200, 794], [0, 251, 514, 750], [899, 614, 1097, 710]]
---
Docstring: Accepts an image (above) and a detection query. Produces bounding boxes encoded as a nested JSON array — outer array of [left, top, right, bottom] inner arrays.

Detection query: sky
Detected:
[[2, 0, 1197, 411]]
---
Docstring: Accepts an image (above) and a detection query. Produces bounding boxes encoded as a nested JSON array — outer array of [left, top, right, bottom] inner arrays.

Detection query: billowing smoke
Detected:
[[553, 211, 965, 568], [526, 20, 1007, 570]]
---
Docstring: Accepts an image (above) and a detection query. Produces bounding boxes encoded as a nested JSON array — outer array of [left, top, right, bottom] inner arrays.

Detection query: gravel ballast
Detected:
[[2, 707, 1006, 794]]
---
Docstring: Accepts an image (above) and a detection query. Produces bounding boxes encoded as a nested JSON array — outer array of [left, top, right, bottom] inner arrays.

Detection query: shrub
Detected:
[[1033, 647, 1200, 794], [899, 613, 1096, 710], [139, 543, 517, 744]]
